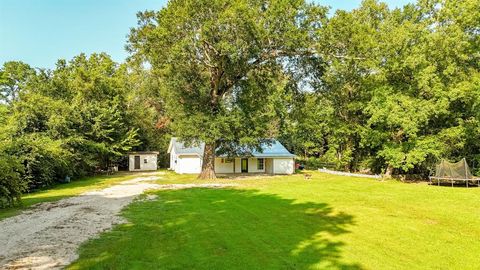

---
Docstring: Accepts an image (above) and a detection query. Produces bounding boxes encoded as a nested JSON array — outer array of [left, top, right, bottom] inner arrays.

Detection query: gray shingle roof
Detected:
[[169, 137, 205, 156], [168, 138, 295, 158]]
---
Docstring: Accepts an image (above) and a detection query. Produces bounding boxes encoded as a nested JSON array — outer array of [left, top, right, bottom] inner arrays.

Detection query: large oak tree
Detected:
[[128, 0, 326, 178]]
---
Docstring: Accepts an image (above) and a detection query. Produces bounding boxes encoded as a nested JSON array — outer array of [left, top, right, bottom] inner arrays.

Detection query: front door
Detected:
[[134, 156, 141, 170], [241, 158, 248, 173]]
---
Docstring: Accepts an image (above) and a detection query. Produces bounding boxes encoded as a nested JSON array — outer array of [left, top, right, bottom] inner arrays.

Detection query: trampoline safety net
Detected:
[[434, 158, 474, 179]]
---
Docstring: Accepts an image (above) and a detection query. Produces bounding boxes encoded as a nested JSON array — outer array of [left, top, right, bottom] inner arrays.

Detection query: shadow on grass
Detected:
[[70, 188, 360, 270]]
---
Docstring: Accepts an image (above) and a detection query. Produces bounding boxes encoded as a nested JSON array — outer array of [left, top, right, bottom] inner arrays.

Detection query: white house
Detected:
[[128, 151, 159, 171], [167, 138, 295, 175]]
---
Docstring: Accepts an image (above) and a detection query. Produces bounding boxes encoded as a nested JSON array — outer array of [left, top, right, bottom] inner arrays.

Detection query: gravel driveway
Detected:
[[0, 173, 236, 270], [0, 174, 162, 269]]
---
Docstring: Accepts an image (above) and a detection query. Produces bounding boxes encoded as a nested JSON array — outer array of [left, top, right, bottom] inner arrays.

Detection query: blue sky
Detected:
[[0, 0, 413, 69]]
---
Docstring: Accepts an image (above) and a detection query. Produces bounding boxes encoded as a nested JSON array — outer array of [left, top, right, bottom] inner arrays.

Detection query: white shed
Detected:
[[128, 151, 159, 171]]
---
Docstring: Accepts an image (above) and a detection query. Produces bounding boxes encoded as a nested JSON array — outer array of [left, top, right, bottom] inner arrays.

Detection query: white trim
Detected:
[[177, 153, 202, 157], [167, 139, 174, 153]]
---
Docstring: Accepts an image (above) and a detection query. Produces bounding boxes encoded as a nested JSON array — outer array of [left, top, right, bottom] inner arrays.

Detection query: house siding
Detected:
[[169, 148, 177, 171], [247, 158, 265, 173], [265, 158, 274, 174], [234, 158, 241, 173], [273, 158, 294, 174], [215, 158, 235, 173], [177, 155, 202, 174]]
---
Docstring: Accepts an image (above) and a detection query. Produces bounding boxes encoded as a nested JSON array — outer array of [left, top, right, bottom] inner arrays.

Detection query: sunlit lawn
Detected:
[[0, 171, 156, 220], [68, 171, 480, 269]]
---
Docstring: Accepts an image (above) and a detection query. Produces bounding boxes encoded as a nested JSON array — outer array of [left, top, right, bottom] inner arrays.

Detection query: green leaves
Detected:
[[0, 61, 35, 104], [300, 0, 480, 175], [128, 0, 326, 157], [0, 54, 148, 196], [0, 153, 24, 208]]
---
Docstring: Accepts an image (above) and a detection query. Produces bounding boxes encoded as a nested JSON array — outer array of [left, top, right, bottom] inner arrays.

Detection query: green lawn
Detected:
[[63, 171, 479, 269], [0, 172, 153, 220]]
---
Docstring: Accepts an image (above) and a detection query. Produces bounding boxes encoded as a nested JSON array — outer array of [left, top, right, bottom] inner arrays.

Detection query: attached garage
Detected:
[[168, 138, 204, 174], [176, 155, 202, 174], [273, 158, 295, 174]]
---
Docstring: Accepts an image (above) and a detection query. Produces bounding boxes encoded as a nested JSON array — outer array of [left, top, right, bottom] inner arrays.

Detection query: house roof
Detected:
[[168, 138, 295, 158], [168, 137, 205, 156], [246, 141, 296, 158]]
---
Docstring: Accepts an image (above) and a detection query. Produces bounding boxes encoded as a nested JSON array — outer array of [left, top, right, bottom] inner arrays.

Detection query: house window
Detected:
[[221, 158, 233, 163], [257, 158, 264, 170], [144, 158, 148, 163]]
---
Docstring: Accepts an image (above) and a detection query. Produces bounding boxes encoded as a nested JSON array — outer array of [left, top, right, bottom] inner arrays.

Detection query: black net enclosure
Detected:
[[434, 158, 475, 179]]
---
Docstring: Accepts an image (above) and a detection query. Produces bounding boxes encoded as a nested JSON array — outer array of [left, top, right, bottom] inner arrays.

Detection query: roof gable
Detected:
[[169, 137, 204, 156]]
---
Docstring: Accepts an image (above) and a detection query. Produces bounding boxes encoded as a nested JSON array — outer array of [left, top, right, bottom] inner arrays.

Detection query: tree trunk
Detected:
[[384, 164, 394, 178], [198, 142, 216, 179]]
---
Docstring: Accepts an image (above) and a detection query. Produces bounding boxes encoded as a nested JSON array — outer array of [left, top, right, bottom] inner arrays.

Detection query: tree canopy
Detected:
[[128, 0, 327, 178], [0, 54, 165, 206]]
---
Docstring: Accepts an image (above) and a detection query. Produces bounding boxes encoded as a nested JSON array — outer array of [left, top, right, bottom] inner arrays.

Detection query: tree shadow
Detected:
[[71, 188, 361, 269]]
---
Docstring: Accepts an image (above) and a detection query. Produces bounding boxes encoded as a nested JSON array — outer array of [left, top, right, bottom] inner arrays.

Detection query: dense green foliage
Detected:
[[280, 0, 480, 176], [1, 0, 479, 203], [69, 172, 480, 269], [0, 55, 165, 206], [0, 153, 24, 208]]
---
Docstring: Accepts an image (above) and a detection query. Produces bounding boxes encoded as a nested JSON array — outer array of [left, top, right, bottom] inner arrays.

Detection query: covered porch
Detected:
[[214, 157, 273, 174]]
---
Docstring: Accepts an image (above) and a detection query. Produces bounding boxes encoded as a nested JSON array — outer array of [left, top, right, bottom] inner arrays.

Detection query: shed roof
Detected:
[[128, 151, 159, 155], [168, 138, 295, 158]]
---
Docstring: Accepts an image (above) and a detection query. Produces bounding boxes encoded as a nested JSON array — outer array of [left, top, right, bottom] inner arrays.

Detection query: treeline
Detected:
[[1, 0, 479, 205], [0, 54, 168, 207], [279, 0, 480, 176]]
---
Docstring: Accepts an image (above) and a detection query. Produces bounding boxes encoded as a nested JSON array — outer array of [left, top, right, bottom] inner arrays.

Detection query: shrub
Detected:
[[14, 134, 73, 190], [0, 154, 25, 208], [298, 157, 340, 171]]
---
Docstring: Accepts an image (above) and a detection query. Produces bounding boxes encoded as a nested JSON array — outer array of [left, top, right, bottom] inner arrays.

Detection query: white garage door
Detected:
[[178, 155, 202, 174], [273, 158, 294, 174]]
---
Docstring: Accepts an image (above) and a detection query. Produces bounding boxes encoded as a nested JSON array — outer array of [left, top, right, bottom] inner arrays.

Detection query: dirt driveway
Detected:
[[0, 172, 235, 270], [0, 173, 162, 269]]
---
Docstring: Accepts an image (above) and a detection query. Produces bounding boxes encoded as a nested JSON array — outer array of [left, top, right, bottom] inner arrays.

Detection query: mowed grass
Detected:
[[0, 171, 155, 220], [68, 171, 480, 270]]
